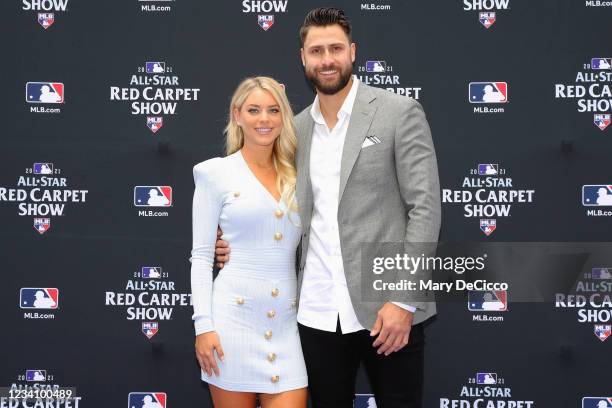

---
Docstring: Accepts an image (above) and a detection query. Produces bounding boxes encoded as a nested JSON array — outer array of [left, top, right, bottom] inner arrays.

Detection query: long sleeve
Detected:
[[190, 160, 223, 335], [394, 98, 441, 244], [391, 302, 417, 314], [394, 99, 441, 309]]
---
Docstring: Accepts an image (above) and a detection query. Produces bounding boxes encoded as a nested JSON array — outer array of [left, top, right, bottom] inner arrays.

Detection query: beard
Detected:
[[305, 62, 353, 95]]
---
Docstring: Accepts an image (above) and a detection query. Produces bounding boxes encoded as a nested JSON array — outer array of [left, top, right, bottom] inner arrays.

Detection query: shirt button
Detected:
[[265, 330, 273, 340], [271, 288, 279, 297], [236, 297, 244, 305], [275, 209, 284, 218], [271, 375, 280, 383], [233, 191, 240, 197], [274, 232, 283, 241], [267, 352, 277, 362], [267, 310, 276, 318]]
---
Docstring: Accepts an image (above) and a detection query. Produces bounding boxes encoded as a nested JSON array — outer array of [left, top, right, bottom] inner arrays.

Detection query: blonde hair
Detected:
[[225, 77, 298, 213]]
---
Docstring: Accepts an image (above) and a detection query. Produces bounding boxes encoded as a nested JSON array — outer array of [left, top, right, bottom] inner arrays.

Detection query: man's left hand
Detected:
[[370, 302, 413, 356]]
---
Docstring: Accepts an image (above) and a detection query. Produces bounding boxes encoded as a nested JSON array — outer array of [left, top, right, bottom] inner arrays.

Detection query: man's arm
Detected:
[[371, 98, 441, 355], [393, 98, 441, 308], [214, 227, 230, 268]]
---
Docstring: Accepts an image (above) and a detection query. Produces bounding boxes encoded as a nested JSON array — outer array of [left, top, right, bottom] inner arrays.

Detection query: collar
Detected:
[[309, 75, 360, 125]]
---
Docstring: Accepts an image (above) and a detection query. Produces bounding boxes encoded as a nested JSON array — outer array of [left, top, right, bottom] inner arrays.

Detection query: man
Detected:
[[217, 7, 440, 408]]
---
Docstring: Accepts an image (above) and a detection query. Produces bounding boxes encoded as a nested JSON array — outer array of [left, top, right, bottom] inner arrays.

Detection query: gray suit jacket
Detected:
[[294, 82, 441, 328]]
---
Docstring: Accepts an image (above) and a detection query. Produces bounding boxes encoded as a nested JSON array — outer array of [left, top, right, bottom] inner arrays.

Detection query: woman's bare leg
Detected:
[[209, 384, 257, 408], [259, 387, 308, 408]]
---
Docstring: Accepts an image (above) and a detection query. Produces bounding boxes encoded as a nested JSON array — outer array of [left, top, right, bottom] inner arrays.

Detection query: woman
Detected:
[[190, 77, 308, 408]]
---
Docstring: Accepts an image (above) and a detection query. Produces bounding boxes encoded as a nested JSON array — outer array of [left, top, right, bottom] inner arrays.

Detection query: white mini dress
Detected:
[[190, 150, 307, 393]]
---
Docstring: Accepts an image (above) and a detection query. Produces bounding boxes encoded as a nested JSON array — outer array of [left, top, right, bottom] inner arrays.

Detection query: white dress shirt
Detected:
[[297, 76, 415, 334]]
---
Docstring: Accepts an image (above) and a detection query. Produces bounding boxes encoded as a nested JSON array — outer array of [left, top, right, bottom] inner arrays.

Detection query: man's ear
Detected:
[[350, 42, 356, 64], [300, 48, 306, 67]]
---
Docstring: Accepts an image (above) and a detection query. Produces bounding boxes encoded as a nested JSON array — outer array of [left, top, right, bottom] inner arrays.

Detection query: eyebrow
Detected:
[[246, 104, 280, 108], [308, 42, 346, 49]]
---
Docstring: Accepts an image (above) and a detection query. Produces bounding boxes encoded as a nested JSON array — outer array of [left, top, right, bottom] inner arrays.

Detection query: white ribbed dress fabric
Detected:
[[190, 150, 307, 393]]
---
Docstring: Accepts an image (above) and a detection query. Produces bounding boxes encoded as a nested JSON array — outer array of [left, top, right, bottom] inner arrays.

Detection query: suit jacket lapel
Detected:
[[339, 83, 377, 201], [296, 111, 315, 225]]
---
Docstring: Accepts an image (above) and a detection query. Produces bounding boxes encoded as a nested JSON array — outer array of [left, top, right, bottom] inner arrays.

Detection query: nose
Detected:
[[321, 49, 333, 66], [259, 110, 270, 123]]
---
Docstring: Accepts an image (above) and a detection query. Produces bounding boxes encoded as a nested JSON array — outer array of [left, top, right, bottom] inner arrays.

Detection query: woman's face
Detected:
[[235, 88, 283, 148]]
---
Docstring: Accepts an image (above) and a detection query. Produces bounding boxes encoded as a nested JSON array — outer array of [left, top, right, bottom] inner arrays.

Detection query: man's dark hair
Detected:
[[300, 7, 352, 46]]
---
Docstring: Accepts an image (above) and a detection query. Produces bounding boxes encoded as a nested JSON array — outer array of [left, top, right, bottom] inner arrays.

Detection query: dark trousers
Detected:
[[298, 320, 424, 408]]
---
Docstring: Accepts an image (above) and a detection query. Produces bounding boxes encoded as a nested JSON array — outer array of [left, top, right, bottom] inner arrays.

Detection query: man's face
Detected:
[[301, 24, 355, 95]]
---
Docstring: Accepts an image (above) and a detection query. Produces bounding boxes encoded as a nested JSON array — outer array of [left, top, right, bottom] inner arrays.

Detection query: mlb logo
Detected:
[[366, 61, 387, 73], [478, 163, 498, 176], [142, 322, 159, 339], [476, 372, 498, 385], [479, 12, 496, 29], [594, 114, 610, 131], [20, 288, 59, 309], [480, 219, 496, 236], [258, 15, 274, 31], [147, 117, 163, 133], [34, 218, 51, 234], [134, 186, 173, 207], [469, 82, 508, 103], [591, 58, 612, 70], [582, 397, 612, 408], [146, 62, 166, 74], [26, 82, 64, 104], [354, 394, 377, 408], [128, 392, 166, 408], [38, 13, 54, 29], [582, 185, 612, 206], [592, 268, 612, 280], [594, 324, 611, 342], [468, 290, 507, 311], [33, 163, 54, 175], [142, 267, 162, 279], [26, 370, 47, 382]]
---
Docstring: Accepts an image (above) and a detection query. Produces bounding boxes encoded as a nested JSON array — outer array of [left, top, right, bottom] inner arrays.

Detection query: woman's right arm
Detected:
[[190, 160, 225, 376]]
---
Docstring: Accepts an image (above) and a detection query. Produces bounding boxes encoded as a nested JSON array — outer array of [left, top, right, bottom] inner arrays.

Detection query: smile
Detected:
[[318, 70, 338, 76], [255, 127, 273, 134]]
